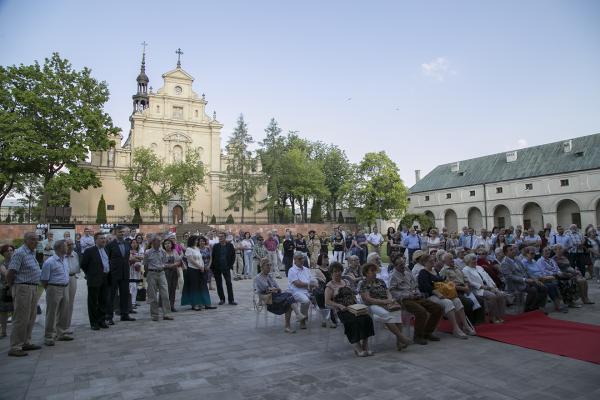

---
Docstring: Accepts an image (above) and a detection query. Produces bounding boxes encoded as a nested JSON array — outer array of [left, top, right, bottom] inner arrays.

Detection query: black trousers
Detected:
[[87, 283, 109, 327], [107, 278, 130, 319], [568, 252, 587, 276], [164, 268, 178, 308], [524, 284, 548, 312], [213, 268, 234, 303]]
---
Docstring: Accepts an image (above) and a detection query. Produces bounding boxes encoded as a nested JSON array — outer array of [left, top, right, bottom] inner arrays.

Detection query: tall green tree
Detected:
[[322, 145, 352, 220], [96, 194, 107, 223], [222, 114, 263, 223], [120, 147, 205, 223], [0, 53, 118, 220], [349, 151, 408, 226], [257, 118, 285, 222]]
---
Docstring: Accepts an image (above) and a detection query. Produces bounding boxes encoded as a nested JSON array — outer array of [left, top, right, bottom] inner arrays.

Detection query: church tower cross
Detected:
[[176, 48, 183, 68]]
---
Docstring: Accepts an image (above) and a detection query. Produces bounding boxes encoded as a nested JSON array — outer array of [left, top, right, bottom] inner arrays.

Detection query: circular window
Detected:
[[174, 86, 182, 95]]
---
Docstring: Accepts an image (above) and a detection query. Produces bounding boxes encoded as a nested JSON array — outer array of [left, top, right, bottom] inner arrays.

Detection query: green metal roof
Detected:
[[409, 133, 600, 193]]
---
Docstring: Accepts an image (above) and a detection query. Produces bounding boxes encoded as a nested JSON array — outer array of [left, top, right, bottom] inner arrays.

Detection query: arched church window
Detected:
[[173, 145, 183, 163], [156, 105, 160, 113], [194, 110, 198, 118]]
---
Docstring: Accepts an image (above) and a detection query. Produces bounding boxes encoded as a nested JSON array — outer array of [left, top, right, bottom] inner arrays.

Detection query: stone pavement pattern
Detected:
[[1, 275, 600, 400]]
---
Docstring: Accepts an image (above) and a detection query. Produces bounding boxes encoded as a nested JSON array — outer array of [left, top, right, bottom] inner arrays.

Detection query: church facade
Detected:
[[70, 52, 267, 224]]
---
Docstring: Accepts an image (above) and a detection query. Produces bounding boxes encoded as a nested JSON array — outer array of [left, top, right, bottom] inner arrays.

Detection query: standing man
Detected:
[[264, 232, 282, 279], [143, 236, 174, 321], [367, 227, 384, 255], [40, 240, 73, 346], [106, 226, 135, 323], [80, 227, 95, 256], [64, 239, 80, 335], [42, 231, 55, 262], [566, 224, 586, 276], [403, 228, 422, 269], [6, 232, 42, 357], [80, 233, 110, 331], [211, 232, 237, 305]]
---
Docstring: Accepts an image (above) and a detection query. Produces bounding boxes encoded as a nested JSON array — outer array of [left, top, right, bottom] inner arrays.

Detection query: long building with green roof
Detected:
[[406, 133, 600, 233]]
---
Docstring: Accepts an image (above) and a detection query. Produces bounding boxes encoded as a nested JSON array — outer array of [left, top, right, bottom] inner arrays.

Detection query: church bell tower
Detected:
[[132, 42, 149, 113]]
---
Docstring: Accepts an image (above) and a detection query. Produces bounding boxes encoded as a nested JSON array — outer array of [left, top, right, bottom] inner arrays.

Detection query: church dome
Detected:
[[137, 71, 149, 83]]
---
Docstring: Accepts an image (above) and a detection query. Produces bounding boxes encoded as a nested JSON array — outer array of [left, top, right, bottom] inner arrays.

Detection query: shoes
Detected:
[[22, 344, 41, 351], [45, 340, 55, 346], [424, 333, 441, 341], [129, 310, 138, 314], [321, 322, 327, 328], [568, 303, 582, 308], [91, 325, 100, 331], [329, 323, 337, 329], [120, 316, 136, 321], [413, 337, 428, 345], [453, 330, 468, 339], [151, 317, 159, 322], [463, 327, 477, 336], [366, 350, 375, 356], [284, 327, 296, 334], [37, 305, 42, 315], [583, 300, 595, 304], [99, 322, 109, 329], [296, 314, 307, 322], [299, 322, 307, 330], [228, 302, 238, 306], [8, 349, 28, 357], [163, 316, 174, 321], [354, 348, 367, 357], [107, 319, 115, 326], [171, 307, 178, 312], [64, 330, 74, 335], [218, 300, 225, 305], [57, 336, 74, 341], [204, 306, 217, 310]]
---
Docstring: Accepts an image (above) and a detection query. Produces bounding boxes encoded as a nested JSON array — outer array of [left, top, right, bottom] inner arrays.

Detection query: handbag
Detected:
[[259, 293, 273, 305], [347, 303, 369, 316], [434, 281, 458, 299], [136, 288, 147, 302], [2, 286, 12, 303], [384, 302, 403, 312]]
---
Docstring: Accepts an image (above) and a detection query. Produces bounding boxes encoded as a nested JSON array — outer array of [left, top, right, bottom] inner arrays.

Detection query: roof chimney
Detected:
[[563, 140, 572, 153], [415, 170, 421, 183]]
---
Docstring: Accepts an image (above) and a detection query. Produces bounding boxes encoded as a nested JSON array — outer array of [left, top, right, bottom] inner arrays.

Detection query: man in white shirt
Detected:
[[367, 227, 384, 255], [287, 251, 312, 329], [474, 229, 494, 252], [64, 239, 80, 335], [79, 228, 95, 255]]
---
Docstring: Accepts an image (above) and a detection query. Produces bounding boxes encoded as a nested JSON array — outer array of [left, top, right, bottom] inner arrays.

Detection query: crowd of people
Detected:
[[0, 221, 598, 358]]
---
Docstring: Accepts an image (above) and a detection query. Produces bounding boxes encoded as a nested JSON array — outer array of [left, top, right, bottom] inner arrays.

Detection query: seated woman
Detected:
[[521, 246, 567, 313], [462, 254, 507, 323], [553, 245, 594, 305], [439, 253, 485, 325], [342, 255, 362, 292], [312, 254, 337, 328], [358, 263, 411, 351], [254, 258, 306, 333], [325, 262, 375, 357], [418, 255, 474, 338]]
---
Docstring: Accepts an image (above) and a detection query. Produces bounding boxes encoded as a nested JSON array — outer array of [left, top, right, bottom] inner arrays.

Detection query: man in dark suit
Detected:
[[105, 226, 136, 322], [211, 232, 237, 305], [80, 233, 110, 330]]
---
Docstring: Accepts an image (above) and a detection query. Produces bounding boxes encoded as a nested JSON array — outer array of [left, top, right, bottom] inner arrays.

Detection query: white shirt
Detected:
[[65, 252, 80, 275], [411, 263, 425, 280], [462, 265, 497, 296], [367, 233, 384, 246], [474, 236, 494, 252], [185, 247, 204, 270], [287, 265, 312, 296], [426, 236, 441, 250]]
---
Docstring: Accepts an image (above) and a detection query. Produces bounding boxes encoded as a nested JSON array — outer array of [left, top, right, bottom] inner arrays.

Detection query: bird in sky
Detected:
[[346, 97, 352, 101]]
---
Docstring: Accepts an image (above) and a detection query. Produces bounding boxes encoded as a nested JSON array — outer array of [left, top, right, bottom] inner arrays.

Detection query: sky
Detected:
[[1, 0, 599, 187]]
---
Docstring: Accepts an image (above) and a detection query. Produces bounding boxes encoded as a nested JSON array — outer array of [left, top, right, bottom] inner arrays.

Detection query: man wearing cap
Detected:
[[307, 231, 321, 268], [41, 240, 74, 346], [411, 250, 427, 279], [287, 251, 312, 329], [6, 232, 42, 357]]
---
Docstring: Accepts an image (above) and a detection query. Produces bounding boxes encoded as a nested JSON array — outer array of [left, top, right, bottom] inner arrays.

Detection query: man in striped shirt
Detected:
[[6, 232, 42, 357]]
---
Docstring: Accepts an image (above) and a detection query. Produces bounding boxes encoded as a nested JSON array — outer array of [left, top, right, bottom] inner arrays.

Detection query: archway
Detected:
[[444, 209, 458, 233], [172, 205, 184, 224], [523, 202, 544, 231], [493, 204, 511, 228], [467, 207, 483, 232], [557, 199, 581, 228], [424, 210, 435, 224]]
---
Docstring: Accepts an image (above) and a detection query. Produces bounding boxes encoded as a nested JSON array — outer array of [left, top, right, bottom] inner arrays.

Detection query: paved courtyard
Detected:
[[1, 274, 600, 400]]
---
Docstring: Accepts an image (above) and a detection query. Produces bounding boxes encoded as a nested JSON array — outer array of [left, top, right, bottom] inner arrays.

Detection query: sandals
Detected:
[[354, 348, 367, 357]]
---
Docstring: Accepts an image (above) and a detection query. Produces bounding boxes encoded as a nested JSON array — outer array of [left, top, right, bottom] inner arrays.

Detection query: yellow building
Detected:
[[70, 51, 266, 224]]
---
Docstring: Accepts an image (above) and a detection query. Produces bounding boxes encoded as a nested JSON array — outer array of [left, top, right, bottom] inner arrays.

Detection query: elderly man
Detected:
[[79, 227, 95, 256], [42, 231, 55, 261], [81, 233, 111, 331], [211, 232, 237, 306], [306, 231, 321, 268], [388, 254, 442, 344], [64, 239, 80, 335], [549, 225, 570, 249], [41, 240, 74, 346], [287, 251, 312, 329], [522, 228, 542, 257], [566, 224, 586, 276], [461, 228, 477, 250], [500, 245, 548, 312], [144, 236, 174, 321], [475, 229, 494, 252], [106, 226, 135, 323], [264, 232, 282, 279], [6, 232, 42, 357]]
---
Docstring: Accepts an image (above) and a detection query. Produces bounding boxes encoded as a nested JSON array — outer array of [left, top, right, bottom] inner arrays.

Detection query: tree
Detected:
[[310, 199, 323, 223], [120, 147, 205, 223], [322, 145, 352, 219], [226, 214, 235, 224], [222, 114, 263, 223], [210, 215, 216, 224], [399, 213, 434, 232], [131, 208, 142, 224], [96, 194, 107, 223], [257, 118, 285, 222], [348, 151, 408, 226], [337, 211, 345, 223], [0, 53, 118, 219]]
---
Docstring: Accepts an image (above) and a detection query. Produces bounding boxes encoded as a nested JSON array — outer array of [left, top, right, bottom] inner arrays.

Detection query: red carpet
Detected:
[[438, 311, 600, 364]]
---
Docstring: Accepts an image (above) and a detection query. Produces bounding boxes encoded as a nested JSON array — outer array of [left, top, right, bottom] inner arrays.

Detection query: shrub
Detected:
[[225, 214, 234, 224], [96, 195, 107, 223]]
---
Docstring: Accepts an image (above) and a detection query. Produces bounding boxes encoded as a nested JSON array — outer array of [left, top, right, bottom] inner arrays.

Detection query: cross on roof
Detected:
[[176, 48, 183, 67], [141, 41, 148, 54]]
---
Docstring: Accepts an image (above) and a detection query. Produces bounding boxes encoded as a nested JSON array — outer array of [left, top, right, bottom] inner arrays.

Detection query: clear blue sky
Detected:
[[1, 0, 599, 187]]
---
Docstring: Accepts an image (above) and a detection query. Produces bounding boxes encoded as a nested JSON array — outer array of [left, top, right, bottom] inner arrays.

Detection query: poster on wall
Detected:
[[49, 223, 76, 241]]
